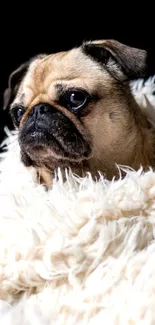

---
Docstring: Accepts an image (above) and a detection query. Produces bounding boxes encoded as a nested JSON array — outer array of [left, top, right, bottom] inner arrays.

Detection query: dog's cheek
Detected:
[[80, 109, 119, 155]]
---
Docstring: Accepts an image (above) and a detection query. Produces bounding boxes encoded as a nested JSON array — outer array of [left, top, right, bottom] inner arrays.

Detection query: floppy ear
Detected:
[[82, 39, 148, 81], [3, 62, 29, 110]]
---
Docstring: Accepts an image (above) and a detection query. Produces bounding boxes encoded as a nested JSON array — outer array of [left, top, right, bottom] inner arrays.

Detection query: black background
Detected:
[[0, 5, 154, 143]]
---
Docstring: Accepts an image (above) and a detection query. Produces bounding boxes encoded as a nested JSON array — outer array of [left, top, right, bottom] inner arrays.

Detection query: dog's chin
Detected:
[[19, 129, 91, 168], [25, 144, 88, 163]]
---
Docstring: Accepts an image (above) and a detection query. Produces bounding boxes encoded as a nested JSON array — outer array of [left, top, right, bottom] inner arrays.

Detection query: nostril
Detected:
[[30, 103, 52, 118]]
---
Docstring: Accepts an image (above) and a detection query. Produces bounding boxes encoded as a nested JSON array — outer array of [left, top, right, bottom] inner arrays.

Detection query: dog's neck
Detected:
[[87, 86, 155, 180], [122, 88, 155, 171]]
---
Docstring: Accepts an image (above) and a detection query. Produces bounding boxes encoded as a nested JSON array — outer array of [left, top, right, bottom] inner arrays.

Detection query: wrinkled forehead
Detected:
[[27, 47, 106, 81], [14, 47, 111, 107]]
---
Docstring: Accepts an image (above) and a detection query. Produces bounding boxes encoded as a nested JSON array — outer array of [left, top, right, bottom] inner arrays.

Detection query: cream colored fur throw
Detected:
[[0, 78, 155, 324]]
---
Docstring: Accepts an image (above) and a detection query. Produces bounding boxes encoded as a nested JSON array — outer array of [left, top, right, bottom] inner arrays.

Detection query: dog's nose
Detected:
[[30, 103, 55, 119]]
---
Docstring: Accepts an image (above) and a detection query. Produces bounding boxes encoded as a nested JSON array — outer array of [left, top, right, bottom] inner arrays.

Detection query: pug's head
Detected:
[[4, 40, 154, 185]]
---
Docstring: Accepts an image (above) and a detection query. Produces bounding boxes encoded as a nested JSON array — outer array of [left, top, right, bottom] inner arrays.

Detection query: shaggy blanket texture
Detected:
[[0, 77, 155, 324]]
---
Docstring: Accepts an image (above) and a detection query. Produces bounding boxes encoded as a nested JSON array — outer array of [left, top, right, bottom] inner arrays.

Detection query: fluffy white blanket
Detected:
[[1, 78, 155, 324]]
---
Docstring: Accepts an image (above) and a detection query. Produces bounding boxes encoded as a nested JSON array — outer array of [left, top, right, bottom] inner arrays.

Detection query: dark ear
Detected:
[[82, 40, 148, 81], [3, 62, 29, 110]]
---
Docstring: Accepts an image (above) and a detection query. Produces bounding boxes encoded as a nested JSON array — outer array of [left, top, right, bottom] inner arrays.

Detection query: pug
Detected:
[[3, 40, 155, 187]]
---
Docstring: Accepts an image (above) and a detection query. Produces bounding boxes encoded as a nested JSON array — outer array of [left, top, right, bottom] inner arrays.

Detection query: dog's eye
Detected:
[[11, 105, 26, 127], [61, 90, 88, 113]]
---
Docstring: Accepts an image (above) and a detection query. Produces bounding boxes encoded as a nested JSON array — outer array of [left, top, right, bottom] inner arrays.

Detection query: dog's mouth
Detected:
[[22, 129, 90, 161], [19, 113, 91, 165]]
